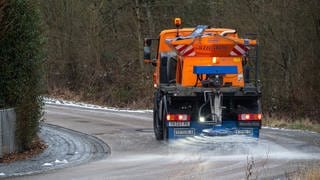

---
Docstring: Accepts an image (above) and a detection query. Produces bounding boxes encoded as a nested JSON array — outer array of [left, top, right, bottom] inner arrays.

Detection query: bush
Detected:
[[0, 0, 44, 150]]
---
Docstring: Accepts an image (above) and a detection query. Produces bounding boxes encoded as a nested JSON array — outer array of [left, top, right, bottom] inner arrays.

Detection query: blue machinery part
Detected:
[[193, 66, 238, 75], [202, 125, 235, 136]]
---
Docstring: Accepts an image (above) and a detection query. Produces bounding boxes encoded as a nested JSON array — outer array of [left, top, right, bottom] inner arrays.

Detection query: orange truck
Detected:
[[144, 18, 262, 140]]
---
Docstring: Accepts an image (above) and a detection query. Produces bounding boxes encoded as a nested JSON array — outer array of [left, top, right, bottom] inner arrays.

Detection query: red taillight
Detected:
[[238, 113, 262, 121], [166, 114, 191, 121]]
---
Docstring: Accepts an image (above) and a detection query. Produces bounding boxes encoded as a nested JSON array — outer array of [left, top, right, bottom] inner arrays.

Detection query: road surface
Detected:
[[10, 104, 320, 179]]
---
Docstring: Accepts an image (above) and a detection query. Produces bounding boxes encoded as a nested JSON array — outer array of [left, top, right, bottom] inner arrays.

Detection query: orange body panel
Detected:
[[180, 57, 244, 87], [154, 28, 256, 87]]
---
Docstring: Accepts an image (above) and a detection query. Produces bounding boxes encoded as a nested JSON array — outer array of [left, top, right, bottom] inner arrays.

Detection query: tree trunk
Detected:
[[134, 0, 143, 69]]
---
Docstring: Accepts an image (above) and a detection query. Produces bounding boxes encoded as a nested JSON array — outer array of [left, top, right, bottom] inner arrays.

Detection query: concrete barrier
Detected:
[[0, 108, 16, 158]]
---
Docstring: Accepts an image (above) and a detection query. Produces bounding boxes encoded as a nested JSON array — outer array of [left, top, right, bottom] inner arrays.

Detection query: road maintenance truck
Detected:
[[144, 18, 262, 140]]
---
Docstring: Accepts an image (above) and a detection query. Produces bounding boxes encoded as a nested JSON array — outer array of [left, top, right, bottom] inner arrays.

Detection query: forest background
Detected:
[[40, 0, 320, 122]]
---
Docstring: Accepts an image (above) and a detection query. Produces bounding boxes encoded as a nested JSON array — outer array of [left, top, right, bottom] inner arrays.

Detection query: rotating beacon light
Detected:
[[174, 17, 181, 37]]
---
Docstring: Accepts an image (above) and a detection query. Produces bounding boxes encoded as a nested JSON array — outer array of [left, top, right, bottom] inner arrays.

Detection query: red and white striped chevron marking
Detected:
[[230, 44, 249, 56], [174, 44, 196, 56]]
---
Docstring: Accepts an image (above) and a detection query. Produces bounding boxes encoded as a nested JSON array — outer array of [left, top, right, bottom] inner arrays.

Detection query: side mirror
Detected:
[[144, 38, 152, 61], [143, 38, 158, 66]]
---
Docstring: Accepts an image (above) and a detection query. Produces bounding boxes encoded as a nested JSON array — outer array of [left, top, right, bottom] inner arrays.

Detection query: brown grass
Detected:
[[304, 167, 320, 180], [47, 87, 153, 109], [289, 165, 320, 180], [47, 88, 83, 102], [263, 116, 320, 133]]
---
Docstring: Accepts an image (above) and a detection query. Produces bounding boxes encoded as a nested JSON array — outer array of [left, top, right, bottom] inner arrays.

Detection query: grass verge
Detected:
[[263, 117, 320, 133], [288, 165, 320, 180]]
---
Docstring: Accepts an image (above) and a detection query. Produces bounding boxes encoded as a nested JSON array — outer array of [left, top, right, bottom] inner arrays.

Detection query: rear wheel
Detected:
[[161, 99, 168, 140], [153, 93, 164, 140]]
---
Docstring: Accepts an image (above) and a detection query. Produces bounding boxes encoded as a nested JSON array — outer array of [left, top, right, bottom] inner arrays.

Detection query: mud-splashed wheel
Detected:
[[153, 93, 164, 140]]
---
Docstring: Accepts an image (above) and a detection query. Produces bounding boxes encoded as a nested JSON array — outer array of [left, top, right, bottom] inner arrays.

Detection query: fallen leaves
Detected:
[[0, 139, 47, 163]]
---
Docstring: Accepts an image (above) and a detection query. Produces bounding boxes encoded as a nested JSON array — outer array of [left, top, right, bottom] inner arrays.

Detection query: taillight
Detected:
[[238, 113, 262, 121], [166, 114, 191, 121]]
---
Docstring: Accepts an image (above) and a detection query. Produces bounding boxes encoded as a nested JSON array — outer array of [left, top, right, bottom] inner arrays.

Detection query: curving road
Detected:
[[11, 104, 320, 179]]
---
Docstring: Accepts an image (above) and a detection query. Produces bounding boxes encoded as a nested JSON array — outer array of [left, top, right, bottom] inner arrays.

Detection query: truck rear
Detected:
[[144, 18, 262, 140]]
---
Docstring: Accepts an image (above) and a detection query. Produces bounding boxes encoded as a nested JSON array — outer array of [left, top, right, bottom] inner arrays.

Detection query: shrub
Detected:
[[0, 0, 44, 150]]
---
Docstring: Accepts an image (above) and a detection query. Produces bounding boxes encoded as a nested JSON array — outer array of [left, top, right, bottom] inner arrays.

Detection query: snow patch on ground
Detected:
[[44, 97, 152, 113], [54, 159, 68, 164], [42, 163, 53, 167]]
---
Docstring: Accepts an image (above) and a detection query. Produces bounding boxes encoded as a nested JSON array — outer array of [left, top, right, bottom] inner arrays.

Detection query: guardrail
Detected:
[[0, 108, 16, 158]]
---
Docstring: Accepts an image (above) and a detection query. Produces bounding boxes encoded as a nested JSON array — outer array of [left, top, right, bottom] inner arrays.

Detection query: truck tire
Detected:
[[153, 93, 164, 140], [161, 100, 168, 140]]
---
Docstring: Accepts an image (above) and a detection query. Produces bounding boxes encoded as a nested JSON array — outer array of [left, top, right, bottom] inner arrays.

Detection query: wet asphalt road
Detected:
[[9, 104, 320, 179]]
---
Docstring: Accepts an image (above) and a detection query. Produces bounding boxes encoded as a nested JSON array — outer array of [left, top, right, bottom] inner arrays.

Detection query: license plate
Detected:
[[174, 128, 195, 136], [235, 129, 253, 135], [168, 121, 190, 127]]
